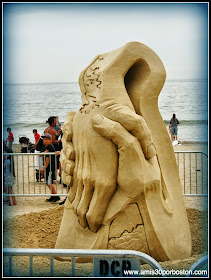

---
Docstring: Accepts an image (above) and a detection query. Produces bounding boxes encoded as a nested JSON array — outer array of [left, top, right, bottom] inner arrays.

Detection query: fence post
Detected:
[[195, 153, 198, 194], [189, 153, 191, 194], [22, 154, 24, 194], [16, 155, 19, 194], [29, 256, 34, 276], [201, 153, 203, 194], [71, 257, 75, 276], [55, 154, 57, 193], [9, 256, 13, 276], [28, 154, 30, 194], [183, 153, 186, 194], [50, 256, 54, 276]]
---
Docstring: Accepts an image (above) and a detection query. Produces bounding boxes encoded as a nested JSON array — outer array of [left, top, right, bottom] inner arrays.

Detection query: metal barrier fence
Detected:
[[175, 151, 208, 196], [3, 248, 165, 277], [3, 151, 208, 197], [3, 152, 68, 197], [3, 248, 208, 277]]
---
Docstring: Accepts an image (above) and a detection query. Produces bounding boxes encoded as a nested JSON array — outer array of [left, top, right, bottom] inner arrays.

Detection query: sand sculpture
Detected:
[[55, 41, 192, 262]]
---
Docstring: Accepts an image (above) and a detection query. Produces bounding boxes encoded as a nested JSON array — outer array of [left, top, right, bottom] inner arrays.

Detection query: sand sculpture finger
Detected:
[[59, 111, 76, 187], [86, 179, 117, 232], [102, 104, 156, 160], [76, 154, 94, 228], [62, 138, 75, 160], [71, 180, 84, 214], [67, 172, 78, 202], [60, 150, 75, 187], [60, 150, 75, 174], [77, 179, 94, 228], [62, 170, 73, 187], [92, 114, 142, 153], [62, 112, 76, 141]]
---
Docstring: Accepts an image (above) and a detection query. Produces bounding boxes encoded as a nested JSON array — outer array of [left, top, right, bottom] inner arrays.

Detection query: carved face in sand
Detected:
[[56, 42, 191, 262]]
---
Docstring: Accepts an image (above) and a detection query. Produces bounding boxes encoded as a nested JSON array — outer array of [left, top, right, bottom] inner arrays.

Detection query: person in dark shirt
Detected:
[[40, 133, 60, 203], [45, 116, 62, 173], [170, 114, 180, 141], [3, 140, 16, 205]]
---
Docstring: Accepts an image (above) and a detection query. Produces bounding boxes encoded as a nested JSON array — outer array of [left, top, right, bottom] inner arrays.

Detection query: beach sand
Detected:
[[3, 142, 208, 277], [3, 205, 208, 277]]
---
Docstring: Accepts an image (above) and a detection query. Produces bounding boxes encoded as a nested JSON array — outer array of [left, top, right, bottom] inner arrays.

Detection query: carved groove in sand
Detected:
[[79, 55, 103, 114], [55, 42, 192, 262]]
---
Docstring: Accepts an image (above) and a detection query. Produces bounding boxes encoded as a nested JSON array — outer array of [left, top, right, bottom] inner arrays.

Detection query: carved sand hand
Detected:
[[92, 114, 161, 199], [56, 42, 191, 262], [67, 106, 158, 233]]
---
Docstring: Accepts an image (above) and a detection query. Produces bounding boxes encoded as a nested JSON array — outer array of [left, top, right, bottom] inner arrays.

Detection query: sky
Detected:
[[3, 3, 208, 83]]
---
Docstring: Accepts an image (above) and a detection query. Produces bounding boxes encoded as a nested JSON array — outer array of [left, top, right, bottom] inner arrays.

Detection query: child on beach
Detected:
[[3, 141, 17, 206]]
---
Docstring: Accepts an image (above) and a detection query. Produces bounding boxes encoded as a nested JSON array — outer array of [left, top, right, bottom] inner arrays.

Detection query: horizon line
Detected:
[[3, 78, 208, 85]]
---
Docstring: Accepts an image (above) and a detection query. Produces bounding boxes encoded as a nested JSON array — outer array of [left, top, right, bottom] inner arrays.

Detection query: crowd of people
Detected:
[[3, 116, 67, 206], [33, 115, 68, 205]]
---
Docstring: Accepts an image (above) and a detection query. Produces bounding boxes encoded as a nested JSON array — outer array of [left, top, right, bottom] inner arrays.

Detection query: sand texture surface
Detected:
[[3, 205, 208, 277]]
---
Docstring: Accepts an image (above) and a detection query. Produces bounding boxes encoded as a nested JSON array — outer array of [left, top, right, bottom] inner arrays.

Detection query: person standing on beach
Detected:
[[33, 129, 41, 149], [6, 128, 14, 150], [3, 141, 17, 206], [33, 129, 42, 182], [54, 116, 62, 172], [39, 133, 60, 203], [45, 116, 61, 176], [45, 116, 61, 148], [170, 114, 179, 141]]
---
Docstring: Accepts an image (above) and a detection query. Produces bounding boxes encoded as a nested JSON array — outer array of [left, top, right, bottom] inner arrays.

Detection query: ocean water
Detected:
[[3, 80, 208, 144]]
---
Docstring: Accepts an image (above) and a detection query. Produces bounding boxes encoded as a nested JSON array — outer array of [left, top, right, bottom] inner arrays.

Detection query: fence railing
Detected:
[[3, 152, 68, 197], [3, 248, 165, 277], [3, 248, 208, 277], [175, 151, 208, 196], [3, 151, 208, 197]]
